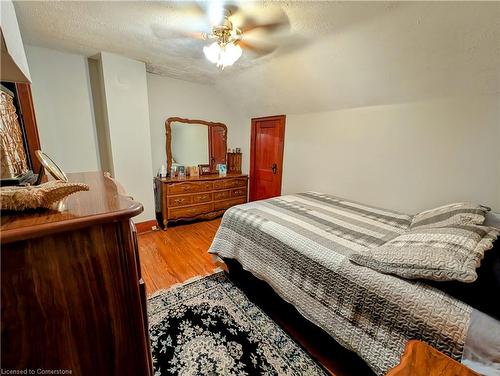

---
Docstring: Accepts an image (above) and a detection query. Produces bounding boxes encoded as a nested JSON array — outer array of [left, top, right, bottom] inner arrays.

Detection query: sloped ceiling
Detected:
[[213, 2, 500, 116], [15, 1, 500, 116]]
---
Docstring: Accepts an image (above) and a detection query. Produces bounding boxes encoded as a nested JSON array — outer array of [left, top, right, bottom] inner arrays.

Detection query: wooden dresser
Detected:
[[154, 174, 248, 228], [1, 172, 152, 375]]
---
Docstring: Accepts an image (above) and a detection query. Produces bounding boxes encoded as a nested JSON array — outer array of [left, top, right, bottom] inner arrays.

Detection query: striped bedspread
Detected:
[[209, 192, 473, 375]]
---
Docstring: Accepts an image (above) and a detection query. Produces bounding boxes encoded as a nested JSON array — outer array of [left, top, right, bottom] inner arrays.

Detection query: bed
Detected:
[[208, 192, 500, 375]]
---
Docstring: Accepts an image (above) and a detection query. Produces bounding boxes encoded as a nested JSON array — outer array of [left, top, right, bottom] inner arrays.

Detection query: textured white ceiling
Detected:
[[213, 1, 500, 116], [14, 1, 401, 84], [15, 1, 500, 115]]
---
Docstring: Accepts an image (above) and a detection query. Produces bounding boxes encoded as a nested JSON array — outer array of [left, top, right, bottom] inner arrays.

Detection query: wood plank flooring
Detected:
[[138, 218, 225, 295], [138, 219, 374, 376]]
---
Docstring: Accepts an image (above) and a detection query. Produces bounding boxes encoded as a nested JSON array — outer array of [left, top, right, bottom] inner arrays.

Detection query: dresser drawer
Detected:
[[231, 188, 247, 198], [213, 178, 247, 190], [168, 203, 213, 220], [223, 178, 247, 189], [214, 190, 230, 201], [168, 195, 192, 207], [192, 192, 212, 204], [213, 180, 225, 190], [214, 197, 246, 211], [167, 182, 213, 195]]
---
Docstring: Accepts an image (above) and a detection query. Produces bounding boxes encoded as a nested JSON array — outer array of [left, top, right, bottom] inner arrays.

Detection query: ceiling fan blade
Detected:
[[236, 5, 290, 34], [185, 31, 206, 41], [240, 19, 290, 34], [238, 40, 276, 57]]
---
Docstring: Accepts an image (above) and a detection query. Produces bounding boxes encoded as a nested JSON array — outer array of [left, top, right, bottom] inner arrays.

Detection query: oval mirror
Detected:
[[35, 150, 68, 182]]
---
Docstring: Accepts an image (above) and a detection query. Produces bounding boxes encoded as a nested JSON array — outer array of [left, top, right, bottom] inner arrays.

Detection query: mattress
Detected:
[[208, 192, 500, 375]]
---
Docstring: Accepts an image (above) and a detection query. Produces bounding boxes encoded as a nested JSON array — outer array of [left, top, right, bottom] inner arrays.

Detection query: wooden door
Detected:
[[250, 115, 286, 201], [209, 125, 226, 171]]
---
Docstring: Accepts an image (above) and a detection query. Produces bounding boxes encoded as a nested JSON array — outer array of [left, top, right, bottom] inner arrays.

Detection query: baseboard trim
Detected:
[[135, 220, 157, 234]]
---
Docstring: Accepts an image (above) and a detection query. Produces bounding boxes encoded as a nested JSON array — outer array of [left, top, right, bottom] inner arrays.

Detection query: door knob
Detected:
[[272, 163, 277, 174]]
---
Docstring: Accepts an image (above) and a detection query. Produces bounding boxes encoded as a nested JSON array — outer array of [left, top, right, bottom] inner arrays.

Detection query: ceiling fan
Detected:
[[202, 12, 244, 69], [153, 2, 290, 69]]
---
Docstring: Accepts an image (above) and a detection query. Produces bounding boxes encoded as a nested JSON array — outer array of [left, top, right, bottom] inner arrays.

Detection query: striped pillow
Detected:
[[410, 202, 488, 229], [349, 225, 499, 282]]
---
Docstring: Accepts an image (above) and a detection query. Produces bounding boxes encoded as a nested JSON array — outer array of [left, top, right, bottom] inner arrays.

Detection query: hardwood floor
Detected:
[[138, 218, 374, 376], [138, 218, 225, 295]]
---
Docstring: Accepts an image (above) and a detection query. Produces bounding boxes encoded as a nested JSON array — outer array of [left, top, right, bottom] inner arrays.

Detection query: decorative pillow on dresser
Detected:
[[350, 225, 499, 282], [410, 202, 489, 230]]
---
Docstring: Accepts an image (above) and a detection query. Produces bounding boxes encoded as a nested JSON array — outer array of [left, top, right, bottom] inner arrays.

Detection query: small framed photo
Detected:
[[170, 165, 177, 177], [198, 164, 211, 176], [177, 165, 186, 177], [188, 166, 199, 177], [218, 164, 227, 176]]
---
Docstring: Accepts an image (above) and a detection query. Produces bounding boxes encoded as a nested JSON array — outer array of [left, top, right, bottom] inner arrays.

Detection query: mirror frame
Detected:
[[165, 117, 227, 174], [35, 150, 68, 182]]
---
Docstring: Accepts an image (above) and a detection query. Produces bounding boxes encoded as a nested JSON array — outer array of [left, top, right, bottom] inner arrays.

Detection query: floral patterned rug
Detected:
[[148, 271, 326, 376]]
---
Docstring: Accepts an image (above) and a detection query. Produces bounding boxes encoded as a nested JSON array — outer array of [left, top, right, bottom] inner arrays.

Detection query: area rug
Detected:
[[148, 271, 327, 376]]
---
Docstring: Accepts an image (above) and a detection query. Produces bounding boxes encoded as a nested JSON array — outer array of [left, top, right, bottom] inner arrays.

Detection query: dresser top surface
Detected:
[[1, 171, 142, 244], [155, 173, 248, 183]]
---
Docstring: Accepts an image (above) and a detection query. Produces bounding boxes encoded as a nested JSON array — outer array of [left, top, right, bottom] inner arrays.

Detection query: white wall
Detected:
[[146, 74, 247, 175], [26, 47, 156, 221], [26, 45, 100, 172], [88, 57, 113, 174], [99, 52, 154, 221], [0, 0, 31, 82], [277, 95, 500, 213]]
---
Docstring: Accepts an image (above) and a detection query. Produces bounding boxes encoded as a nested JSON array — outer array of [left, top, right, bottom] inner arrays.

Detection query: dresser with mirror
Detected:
[[154, 117, 248, 228]]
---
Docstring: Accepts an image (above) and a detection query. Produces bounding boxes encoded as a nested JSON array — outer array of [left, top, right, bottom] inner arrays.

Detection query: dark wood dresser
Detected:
[[154, 174, 248, 228], [1, 172, 152, 375]]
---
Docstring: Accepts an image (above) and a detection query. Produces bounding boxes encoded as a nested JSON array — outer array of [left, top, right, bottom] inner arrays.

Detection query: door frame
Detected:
[[249, 115, 286, 201]]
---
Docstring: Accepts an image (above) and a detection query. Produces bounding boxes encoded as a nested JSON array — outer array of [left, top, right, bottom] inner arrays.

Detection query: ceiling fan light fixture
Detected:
[[220, 42, 242, 66], [203, 41, 242, 69], [203, 42, 221, 64]]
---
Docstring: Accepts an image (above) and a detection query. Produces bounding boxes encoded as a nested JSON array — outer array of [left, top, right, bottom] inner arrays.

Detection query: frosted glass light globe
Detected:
[[203, 42, 221, 64], [220, 43, 242, 67], [203, 42, 242, 68]]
